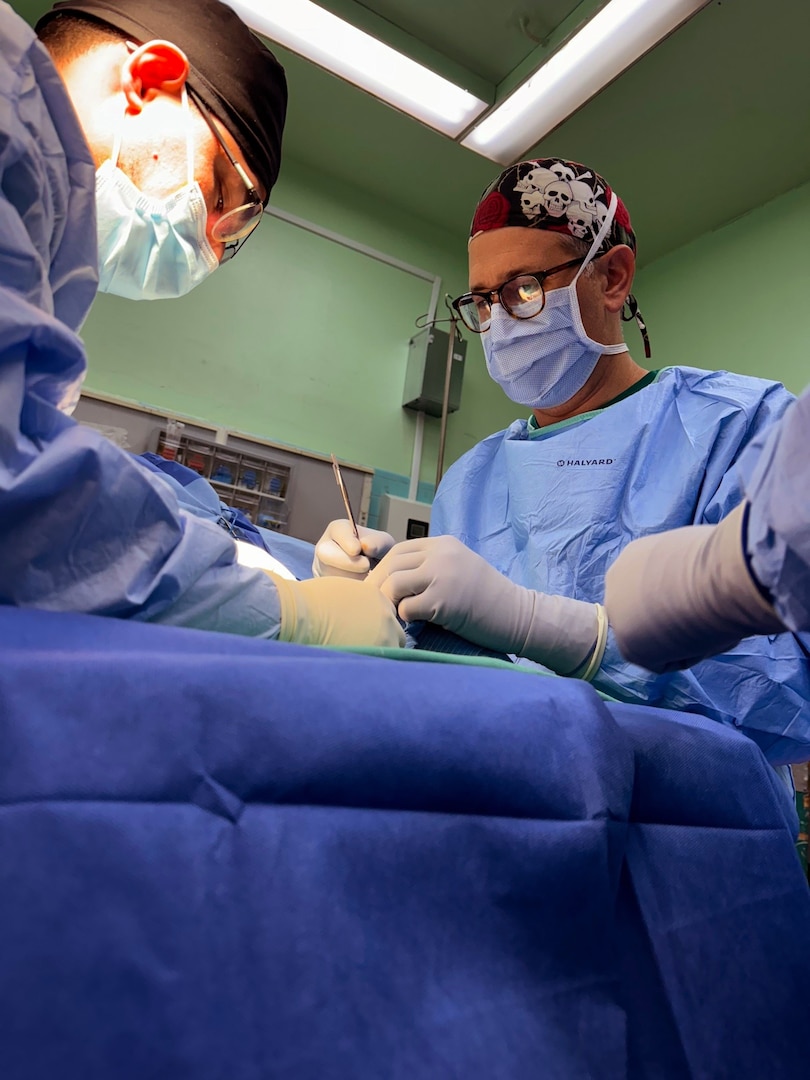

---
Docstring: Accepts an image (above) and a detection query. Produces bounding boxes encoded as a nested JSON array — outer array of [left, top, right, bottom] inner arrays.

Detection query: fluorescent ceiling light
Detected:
[[225, 0, 488, 138], [463, 0, 711, 163]]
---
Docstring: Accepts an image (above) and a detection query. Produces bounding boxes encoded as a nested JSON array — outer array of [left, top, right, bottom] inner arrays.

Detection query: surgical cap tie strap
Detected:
[[575, 192, 652, 361], [573, 193, 618, 283]]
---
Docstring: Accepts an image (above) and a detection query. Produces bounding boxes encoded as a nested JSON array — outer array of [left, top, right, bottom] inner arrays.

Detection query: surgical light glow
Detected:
[[225, 0, 488, 137], [463, 0, 712, 163]]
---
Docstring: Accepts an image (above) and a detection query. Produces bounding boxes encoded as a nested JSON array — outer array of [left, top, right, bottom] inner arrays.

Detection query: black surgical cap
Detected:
[[37, 0, 287, 203]]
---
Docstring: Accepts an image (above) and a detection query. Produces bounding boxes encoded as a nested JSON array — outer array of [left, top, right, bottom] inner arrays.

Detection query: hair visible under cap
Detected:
[[37, 0, 287, 204], [37, 11, 125, 63]]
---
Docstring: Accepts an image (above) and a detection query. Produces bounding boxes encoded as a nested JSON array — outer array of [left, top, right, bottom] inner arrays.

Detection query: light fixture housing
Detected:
[[462, 0, 713, 164], [225, 0, 489, 138]]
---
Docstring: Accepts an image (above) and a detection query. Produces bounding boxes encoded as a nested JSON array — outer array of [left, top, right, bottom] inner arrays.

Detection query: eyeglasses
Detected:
[[451, 257, 586, 333], [187, 88, 264, 252]]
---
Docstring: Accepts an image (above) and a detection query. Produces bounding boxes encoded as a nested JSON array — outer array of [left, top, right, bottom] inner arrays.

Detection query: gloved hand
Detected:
[[312, 519, 396, 579], [604, 502, 785, 673], [269, 573, 405, 648], [366, 535, 606, 677]]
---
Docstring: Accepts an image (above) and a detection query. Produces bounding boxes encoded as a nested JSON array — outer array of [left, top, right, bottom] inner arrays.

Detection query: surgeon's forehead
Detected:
[[468, 227, 574, 290]]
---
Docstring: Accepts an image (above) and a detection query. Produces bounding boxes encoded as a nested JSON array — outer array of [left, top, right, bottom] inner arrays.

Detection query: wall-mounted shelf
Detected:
[[158, 431, 292, 532], [73, 389, 374, 544]]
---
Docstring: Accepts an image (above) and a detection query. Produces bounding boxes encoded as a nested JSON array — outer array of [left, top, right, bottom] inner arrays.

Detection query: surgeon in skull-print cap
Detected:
[[315, 154, 810, 780]]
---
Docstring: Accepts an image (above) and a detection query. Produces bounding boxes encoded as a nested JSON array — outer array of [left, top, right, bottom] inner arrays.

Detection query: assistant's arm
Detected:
[[0, 298, 402, 648], [604, 386, 810, 669], [598, 388, 810, 764]]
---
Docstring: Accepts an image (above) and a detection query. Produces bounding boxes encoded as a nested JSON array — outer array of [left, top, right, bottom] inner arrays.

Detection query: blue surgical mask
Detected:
[[95, 88, 219, 301], [482, 194, 628, 409]]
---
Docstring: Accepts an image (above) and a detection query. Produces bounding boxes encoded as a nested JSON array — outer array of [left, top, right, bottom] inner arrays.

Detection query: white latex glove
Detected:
[[312, 519, 396, 579], [269, 573, 405, 648], [604, 502, 784, 673], [366, 536, 606, 677]]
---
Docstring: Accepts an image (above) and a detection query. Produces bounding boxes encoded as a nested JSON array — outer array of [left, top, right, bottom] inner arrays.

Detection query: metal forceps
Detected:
[[330, 454, 360, 541]]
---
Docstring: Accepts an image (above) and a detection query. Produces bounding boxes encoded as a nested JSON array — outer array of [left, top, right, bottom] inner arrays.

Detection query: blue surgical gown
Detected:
[[738, 382, 810, 632], [0, 4, 283, 637], [431, 366, 810, 765]]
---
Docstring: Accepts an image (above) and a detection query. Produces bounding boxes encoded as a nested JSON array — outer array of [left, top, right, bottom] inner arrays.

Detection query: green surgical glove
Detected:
[[270, 573, 405, 649]]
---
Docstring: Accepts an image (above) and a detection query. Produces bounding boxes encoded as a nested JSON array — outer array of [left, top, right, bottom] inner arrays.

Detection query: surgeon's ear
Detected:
[[121, 39, 190, 115], [599, 245, 636, 314]]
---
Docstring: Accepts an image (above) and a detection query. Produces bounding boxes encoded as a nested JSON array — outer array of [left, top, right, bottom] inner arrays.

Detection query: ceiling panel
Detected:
[[277, 0, 810, 265], [14, 0, 810, 271], [343, 0, 586, 83], [274, 0, 810, 267], [272, 43, 497, 235], [524, 0, 810, 265]]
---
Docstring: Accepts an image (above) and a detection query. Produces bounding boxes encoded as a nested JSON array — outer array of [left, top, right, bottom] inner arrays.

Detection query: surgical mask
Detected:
[[482, 193, 628, 409], [95, 88, 219, 301]]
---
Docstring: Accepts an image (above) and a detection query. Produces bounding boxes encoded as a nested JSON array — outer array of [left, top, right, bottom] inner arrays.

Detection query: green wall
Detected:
[[85, 168, 810, 491], [81, 159, 518, 484], [16, 0, 810, 485], [633, 179, 810, 394]]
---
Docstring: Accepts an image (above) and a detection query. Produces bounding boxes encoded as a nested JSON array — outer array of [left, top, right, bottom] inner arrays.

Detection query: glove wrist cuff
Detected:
[[568, 604, 608, 682], [521, 591, 601, 674]]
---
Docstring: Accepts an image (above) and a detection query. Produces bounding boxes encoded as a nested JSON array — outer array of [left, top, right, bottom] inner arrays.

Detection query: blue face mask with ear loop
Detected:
[[94, 85, 220, 301], [482, 192, 629, 409]]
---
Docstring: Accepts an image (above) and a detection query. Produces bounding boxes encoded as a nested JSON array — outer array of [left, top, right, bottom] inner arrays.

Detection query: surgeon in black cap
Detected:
[[0, 0, 403, 650], [36, 0, 288, 299]]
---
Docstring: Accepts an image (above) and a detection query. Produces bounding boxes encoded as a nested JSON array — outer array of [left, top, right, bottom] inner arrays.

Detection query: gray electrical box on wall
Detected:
[[402, 327, 466, 417]]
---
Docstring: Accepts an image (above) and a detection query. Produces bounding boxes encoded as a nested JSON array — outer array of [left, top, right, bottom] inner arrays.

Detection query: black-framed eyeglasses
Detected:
[[187, 87, 264, 255], [451, 257, 586, 334]]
